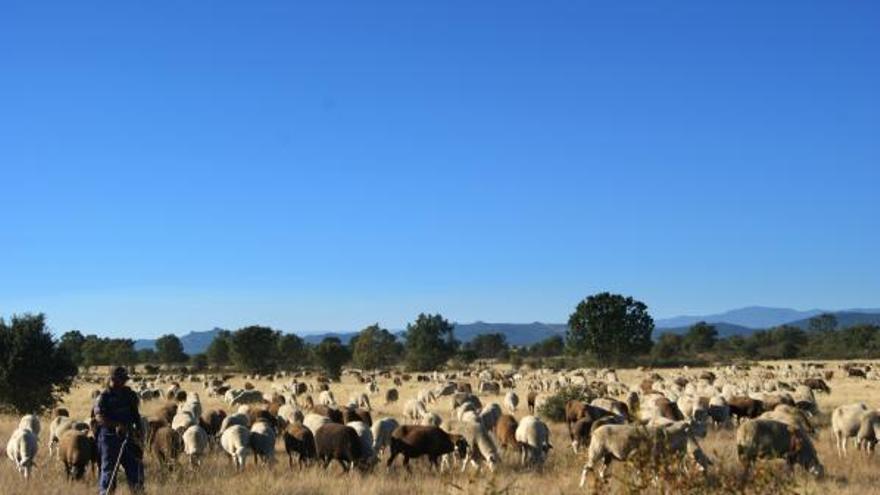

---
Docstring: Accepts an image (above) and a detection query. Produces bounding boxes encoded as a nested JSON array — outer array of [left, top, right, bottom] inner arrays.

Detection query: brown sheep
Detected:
[[527, 391, 538, 414], [802, 378, 831, 394], [385, 388, 399, 405], [200, 409, 226, 437], [156, 402, 178, 425], [314, 423, 363, 472], [495, 414, 518, 450], [387, 425, 465, 472], [59, 430, 97, 481], [312, 405, 344, 424], [343, 408, 372, 427], [282, 423, 317, 468], [151, 426, 183, 470], [728, 397, 765, 422]]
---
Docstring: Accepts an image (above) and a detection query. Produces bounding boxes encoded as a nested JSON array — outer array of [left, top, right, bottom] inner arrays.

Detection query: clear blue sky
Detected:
[[1, 1, 878, 338]]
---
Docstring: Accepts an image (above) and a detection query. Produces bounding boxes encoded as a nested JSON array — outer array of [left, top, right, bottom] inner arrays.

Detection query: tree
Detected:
[[313, 337, 350, 380], [276, 333, 308, 370], [136, 349, 158, 363], [351, 324, 401, 370], [0, 313, 78, 414], [190, 353, 208, 372], [403, 313, 458, 371], [683, 321, 718, 354], [529, 335, 565, 357], [155, 334, 187, 364], [652, 333, 684, 359], [206, 330, 232, 367], [229, 326, 279, 373], [566, 292, 654, 366], [809, 313, 838, 333], [58, 330, 86, 367], [464, 333, 509, 360]]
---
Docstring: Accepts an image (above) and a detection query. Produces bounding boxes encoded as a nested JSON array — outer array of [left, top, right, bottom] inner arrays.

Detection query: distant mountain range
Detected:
[[134, 307, 880, 355]]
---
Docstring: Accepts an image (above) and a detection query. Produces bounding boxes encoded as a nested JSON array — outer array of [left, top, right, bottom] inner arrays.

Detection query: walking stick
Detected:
[[106, 435, 129, 494]]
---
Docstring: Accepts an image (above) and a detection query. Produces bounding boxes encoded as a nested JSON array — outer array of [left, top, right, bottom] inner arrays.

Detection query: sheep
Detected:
[[220, 424, 252, 470], [49, 414, 74, 457], [314, 423, 364, 472], [387, 425, 465, 472], [249, 419, 277, 465], [18, 414, 41, 439], [371, 417, 400, 455], [181, 393, 203, 421], [579, 422, 710, 487], [346, 421, 376, 466], [403, 399, 427, 422], [171, 410, 197, 435], [460, 418, 500, 472], [857, 410, 880, 451], [182, 425, 209, 466], [282, 423, 316, 468], [707, 395, 731, 428], [201, 409, 227, 437], [151, 426, 183, 470], [832, 402, 870, 456], [58, 430, 97, 481], [219, 412, 250, 434], [304, 413, 332, 437], [318, 390, 336, 407], [515, 415, 552, 466], [6, 427, 38, 480], [342, 407, 372, 426], [527, 391, 538, 414], [385, 388, 399, 405], [479, 403, 502, 432], [503, 391, 519, 413], [736, 418, 824, 477]]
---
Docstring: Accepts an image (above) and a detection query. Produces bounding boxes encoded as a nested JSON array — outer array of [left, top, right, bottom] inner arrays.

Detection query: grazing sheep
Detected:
[[182, 425, 209, 466], [220, 424, 252, 470], [49, 414, 74, 457], [342, 407, 372, 426], [527, 391, 538, 414], [319, 390, 336, 407], [314, 423, 364, 472], [346, 421, 376, 465], [479, 403, 502, 432], [707, 395, 731, 428], [579, 422, 711, 487], [58, 430, 97, 481], [461, 418, 500, 472], [385, 388, 399, 405], [727, 396, 765, 423], [833, 402, 870, 456], [230, 389, 264, 406], [201, 409, 227, 437], [515, 415, 552, 466], [504, 391, 519, 413], [371, 417, 400, 455], [387, 425, 464, 472], [249, 419, 277, 465], [736, 418, 824, 477], [312, 405, 344, 424], [857, 410, 880, 451], [6, 427, 38, 480], [151, 426, 183, 470], [404, 399, 428, 422], [18, 415, 41, 439], [219, 412, 250, 434], [282, 423, 316, 468], [304, 413, 333, 437], [495, 414, 518, 450], [171, 410, 197, 435]]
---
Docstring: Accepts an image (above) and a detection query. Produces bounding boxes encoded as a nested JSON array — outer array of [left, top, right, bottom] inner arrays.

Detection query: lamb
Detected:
[[249, 419, 277, 465], [314, 423, 364, 472], [151, 425, 183, 470], [833, 402, 870, 456], [282, 423, 316, 468], [579, 422, 710, 487], [220, 424, 252, 470], [58, 430, 97, 480], [515, 415, 552, 466], [182, 425, 209, 466], [736, 418, 824, 477], [371, 417, 400, 455], [6, 427, 38, 479]]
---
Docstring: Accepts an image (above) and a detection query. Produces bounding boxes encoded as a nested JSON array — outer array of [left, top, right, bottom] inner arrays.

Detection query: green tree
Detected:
[[403, 313, 458, 371], [206, 330, 232, 367], [0, 313, 78, 414], [190, 353, 208, 371], [683, 321, 718, 354], [155, 334, 187, 364], [351, 324, 401, 370], [58, 330, 86, 367], [313, 337, 350, 380], [566, 292, 654, 366], [229, 326, 279, 373], [136, 348, 158, 363], [529, 335, 565, 357], [652, 333, 684, 359], [464, 333, 510, 360], [276, 333, 308, 370]]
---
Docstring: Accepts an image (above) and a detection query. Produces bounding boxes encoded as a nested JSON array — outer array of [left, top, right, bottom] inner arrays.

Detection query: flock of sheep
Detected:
[[5, 361, 880, 491]]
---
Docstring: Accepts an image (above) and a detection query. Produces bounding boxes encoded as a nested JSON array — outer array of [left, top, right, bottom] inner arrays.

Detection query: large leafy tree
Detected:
[[58, 330, 86, 367], [683, 321, 718, 354], [312, 337, 350, 380], [464, 333, 509, 360], [206, 330, 232, 367], [403, 313, 458, 371], [276, 333, 308, 370], [351, 324, 401, 370], [155, 334, 188, 364], [652, 333, 684, 359], [566, 292, 654, 366], [229, 326, 279, 373], [0, 313, 78, 414]]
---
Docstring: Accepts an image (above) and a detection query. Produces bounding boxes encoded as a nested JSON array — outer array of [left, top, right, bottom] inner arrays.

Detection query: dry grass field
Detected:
[[4, 362, 880, 494]]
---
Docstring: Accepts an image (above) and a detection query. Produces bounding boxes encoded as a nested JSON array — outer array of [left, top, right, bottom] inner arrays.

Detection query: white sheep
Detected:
[[182, 425, 209, 466], [504, 391, 519, 414], [370, 417, 399, 455], [6, 427, 38, 480], [515, 415, 552, 466], [249, 420, 277, 465], [220, 424, 251, 470], [346, 421, 375, 464]]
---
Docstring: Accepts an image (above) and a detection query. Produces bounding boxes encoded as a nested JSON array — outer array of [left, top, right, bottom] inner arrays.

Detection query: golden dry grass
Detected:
[[3, 361, 880, 494]]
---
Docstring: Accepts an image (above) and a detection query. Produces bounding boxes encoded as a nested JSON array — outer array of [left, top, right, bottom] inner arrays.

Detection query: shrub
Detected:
[[537, 385, 595, 422]]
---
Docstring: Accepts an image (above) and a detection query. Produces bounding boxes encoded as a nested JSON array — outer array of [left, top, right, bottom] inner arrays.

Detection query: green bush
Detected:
[[537, 385, 595, 422]]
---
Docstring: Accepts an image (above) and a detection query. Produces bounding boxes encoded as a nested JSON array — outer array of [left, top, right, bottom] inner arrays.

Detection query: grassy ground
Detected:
[[3, 362, 880, 494]]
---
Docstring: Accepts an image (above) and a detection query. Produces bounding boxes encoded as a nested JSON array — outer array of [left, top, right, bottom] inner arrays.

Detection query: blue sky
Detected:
[[1, 1, 878, 338]]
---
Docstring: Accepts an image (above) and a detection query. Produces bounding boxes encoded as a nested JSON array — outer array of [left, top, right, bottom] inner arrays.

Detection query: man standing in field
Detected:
[[93, 366, 144, 495]]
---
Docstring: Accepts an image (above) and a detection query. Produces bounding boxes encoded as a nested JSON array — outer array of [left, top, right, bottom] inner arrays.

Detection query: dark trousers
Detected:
[[98, 430, 143, 495]]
